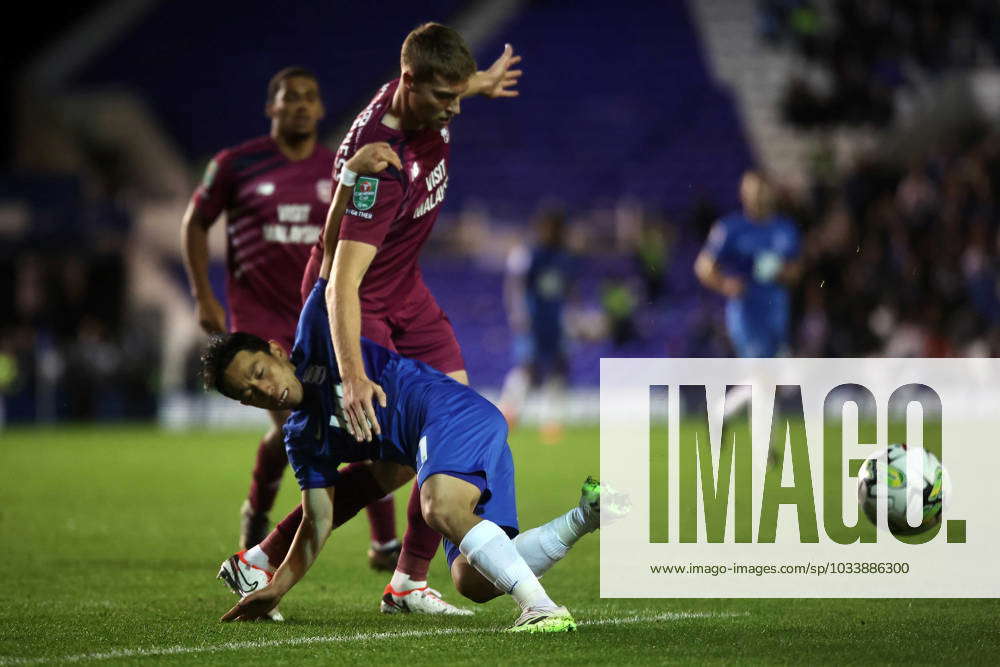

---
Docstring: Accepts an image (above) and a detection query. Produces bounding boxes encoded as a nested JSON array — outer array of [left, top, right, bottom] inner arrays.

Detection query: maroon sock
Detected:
[[396, 481, 440, 581], [365, 494, 397, 546], [247, 434, 288, 515], [258, 462, 387, 567], [259, 505, 302, 566]]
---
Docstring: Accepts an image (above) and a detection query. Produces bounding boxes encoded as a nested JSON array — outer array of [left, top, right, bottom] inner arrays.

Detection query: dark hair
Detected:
[[536, 208, 567, 247], [401, 23, 476, 84], [200, 332, 270, 398], [267, 66, 319, 105]]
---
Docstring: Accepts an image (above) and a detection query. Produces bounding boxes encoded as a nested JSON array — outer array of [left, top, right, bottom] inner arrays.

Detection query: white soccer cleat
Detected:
[[379, 584, 474, 616], [580, 476, 632, 531], [217, 551, 285, 622], [506, 605, 577, 633]]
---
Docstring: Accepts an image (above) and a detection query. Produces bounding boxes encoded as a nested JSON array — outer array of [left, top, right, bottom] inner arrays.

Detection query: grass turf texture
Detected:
[[1, 425, 997, 665]]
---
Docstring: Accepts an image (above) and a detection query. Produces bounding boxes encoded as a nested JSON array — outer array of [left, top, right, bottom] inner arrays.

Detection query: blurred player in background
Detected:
[[228, 23, 524, 616], [694, 170, 801, 357], [180, 68, 399, 566], [499, 209, 577, 443]]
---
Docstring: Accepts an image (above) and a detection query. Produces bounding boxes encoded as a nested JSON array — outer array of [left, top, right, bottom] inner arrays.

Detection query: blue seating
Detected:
[[450, 0, 753, 219], [72, 1, 464, 160]]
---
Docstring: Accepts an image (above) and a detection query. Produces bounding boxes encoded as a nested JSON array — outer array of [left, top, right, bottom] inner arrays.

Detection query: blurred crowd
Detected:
[[0, 176, 158, 421], [760, 0, 1000, 127], [792, 123, 1000, 357]]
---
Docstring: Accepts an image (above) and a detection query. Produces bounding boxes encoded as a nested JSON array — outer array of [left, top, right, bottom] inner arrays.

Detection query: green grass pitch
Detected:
[[1, 424, 997, 665]]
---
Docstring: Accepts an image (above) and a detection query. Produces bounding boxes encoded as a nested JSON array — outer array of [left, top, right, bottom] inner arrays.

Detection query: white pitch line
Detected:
[[0, 612, 747, 665]]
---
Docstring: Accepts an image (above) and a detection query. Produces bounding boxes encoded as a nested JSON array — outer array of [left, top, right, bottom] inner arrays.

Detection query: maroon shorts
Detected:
[[300, 246, 465, 375]]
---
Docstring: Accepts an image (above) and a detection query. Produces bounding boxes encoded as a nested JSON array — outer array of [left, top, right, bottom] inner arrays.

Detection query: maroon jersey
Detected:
[[192, 136, 335, 350], [325, 79, 452, 318]]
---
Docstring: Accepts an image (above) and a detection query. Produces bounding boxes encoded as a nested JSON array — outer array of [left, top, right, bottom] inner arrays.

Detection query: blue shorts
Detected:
[[726, 305, 789, 358], [414, 385, 520, 566]]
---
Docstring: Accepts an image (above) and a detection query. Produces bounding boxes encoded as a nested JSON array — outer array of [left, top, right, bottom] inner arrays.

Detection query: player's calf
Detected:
[[449, 557, 504, 603]]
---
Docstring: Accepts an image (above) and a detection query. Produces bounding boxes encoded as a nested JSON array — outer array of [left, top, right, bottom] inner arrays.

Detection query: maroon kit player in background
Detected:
[[180, 68, 399, 572], [220, 23, 523, 616]]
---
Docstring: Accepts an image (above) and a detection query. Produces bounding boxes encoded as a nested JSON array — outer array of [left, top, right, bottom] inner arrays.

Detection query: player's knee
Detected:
[[421, 493, 473, 543], [419, 494, 453, 536], [370, 460, 413, 493]]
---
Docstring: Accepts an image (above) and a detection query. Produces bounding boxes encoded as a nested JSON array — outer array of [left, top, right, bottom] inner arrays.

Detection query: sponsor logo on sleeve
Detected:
[[353, 176, 379, 211]]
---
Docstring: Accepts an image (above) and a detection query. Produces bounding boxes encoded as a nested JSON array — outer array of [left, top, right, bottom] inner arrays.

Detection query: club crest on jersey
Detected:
[[316, 179, 333, 204], [410, 162, 420, 180], [353, 177, 379, 211], [440, 127, 450, 143], [256, 182, 275, 196]]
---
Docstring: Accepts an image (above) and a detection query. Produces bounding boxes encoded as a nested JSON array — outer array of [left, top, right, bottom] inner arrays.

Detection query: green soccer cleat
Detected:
[[506, 606, 577, 633], [579, 476, 632, 531]]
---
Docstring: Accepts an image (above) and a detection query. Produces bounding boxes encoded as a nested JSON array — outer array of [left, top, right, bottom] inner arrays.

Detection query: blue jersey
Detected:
[[524, 245, 575, 338], [282, 280, 519, 555], [283, 278, 445, 487], [703, 213, 800, 356]]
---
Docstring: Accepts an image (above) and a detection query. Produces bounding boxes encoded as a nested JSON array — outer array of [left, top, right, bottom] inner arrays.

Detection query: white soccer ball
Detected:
[[857, 443, 945, 535]]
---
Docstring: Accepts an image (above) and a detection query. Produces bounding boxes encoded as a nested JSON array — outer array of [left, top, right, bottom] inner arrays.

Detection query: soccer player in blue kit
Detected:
[[201, 145, 626, 632], [695, 170, 801, 357], [499, 209, 577, 441]]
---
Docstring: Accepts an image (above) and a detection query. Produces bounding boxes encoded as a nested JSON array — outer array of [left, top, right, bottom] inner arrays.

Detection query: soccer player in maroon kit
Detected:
[[223, 24, 523, 616], [181, 68, 399, 570]]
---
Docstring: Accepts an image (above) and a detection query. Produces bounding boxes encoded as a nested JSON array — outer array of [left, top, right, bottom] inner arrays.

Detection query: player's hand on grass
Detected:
[[475, 44, 522, 99], [342, 374, 388, 442], [348, 142, 402, 175], [220, 588, 281, 622], [196, 295, 226, 334]]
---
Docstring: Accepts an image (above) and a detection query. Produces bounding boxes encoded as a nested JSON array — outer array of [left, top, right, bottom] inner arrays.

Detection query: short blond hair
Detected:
[[401, 23, 476, 84]]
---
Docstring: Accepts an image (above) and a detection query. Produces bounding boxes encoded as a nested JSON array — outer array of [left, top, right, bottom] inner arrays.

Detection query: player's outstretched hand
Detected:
[[220, 588, 281, 622], [342, 374, 388, 442], [348, 142, 402, 175], [477, 43, 522, 98], [196, 295, 226, 334]]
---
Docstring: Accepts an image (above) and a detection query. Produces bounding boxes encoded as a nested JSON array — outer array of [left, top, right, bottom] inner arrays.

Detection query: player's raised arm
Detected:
[[221, 486, 335, 621], [463, 43, 522, 99]]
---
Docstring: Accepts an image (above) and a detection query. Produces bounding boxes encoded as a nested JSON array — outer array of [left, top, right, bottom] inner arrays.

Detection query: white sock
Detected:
[[459, 520, 556, 612], [539, 378, 566, 428], [513, 506, 593, 577], [389, 569, 427, 592], [243, 545, 274, 573], [499, 366, 530, 416]]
